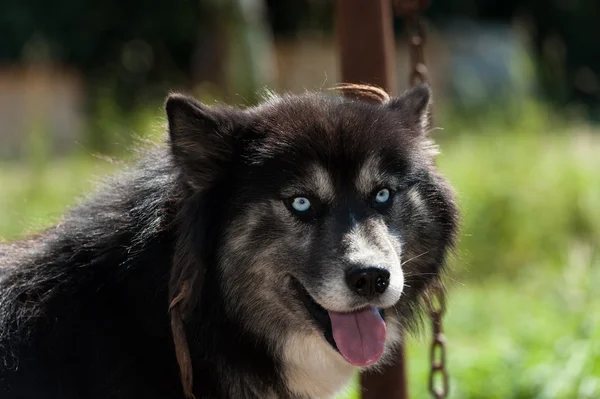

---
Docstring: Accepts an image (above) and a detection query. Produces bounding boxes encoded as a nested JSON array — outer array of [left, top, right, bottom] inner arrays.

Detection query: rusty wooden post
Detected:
[[334, 1, 408, 399], [335, 0, 397, 93]]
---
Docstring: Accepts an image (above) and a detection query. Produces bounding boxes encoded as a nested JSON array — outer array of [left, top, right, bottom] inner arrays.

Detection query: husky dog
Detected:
[[0, 84, 458, 399]]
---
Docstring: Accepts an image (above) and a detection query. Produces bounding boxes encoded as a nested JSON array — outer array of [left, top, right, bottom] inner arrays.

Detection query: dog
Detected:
[[0, 83, 459, 399]]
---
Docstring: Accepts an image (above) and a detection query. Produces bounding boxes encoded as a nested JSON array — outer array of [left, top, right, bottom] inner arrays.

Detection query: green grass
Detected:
[[1, 107, 599, 398], [0, 156, 120, 240]]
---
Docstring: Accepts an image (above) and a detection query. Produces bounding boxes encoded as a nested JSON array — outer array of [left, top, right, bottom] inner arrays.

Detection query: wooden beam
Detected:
[[335, 1, 408, 399], [358, 345, 409, 399], [335, 0, 397, 94]]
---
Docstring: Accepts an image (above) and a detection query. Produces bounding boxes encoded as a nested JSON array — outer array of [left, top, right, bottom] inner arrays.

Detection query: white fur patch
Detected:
[[283, 332, 355, 399], [341, 222, 404, 309], [283, 316, 404, 398], [355, 156, 384, 195], [313, 273, 354, 312], [355, 156, 400, 195], [281, 163, 335, 202], [310, 163, 335, 201], [343, 223, 387, 267]]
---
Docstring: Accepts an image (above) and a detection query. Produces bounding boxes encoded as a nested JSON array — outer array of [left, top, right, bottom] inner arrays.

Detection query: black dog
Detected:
[[0, 85, 458, 399]]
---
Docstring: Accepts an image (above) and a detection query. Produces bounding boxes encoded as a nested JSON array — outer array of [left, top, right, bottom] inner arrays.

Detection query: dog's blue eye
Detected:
[[291, 197, 311, 212], [375, 188, 390, 204]]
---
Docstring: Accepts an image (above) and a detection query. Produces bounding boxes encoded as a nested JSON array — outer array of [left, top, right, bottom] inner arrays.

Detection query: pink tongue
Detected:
[[328, 306, 386, 367]]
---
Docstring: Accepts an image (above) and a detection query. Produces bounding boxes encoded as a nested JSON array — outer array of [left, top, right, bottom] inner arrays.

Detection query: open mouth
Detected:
[[290, 277, 387, 367]]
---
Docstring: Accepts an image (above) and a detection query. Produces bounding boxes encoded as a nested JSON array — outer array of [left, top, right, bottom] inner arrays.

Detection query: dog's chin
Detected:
[[289, 277, 387, 367]]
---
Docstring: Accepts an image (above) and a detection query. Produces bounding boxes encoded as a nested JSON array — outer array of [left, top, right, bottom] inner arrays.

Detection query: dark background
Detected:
[[2, 0, 598, 126]]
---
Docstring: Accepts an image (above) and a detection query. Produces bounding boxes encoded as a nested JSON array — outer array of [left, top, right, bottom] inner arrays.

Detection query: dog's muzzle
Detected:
[[290, 277, 387, 367]]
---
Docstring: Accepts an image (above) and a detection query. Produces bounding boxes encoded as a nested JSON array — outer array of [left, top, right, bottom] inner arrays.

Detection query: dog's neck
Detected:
[[282, 332, 356, 399]]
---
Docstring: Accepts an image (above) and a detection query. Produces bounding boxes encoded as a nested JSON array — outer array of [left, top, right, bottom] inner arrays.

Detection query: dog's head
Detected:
[[166, 85, 458, 372]]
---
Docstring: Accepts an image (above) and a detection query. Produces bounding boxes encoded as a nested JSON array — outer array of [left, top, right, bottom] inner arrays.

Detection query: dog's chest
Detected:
[[282, 333, 355, 399]]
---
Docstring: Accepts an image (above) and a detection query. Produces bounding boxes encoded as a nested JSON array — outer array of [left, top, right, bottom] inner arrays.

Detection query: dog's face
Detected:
[[166, 86, 458, 377]]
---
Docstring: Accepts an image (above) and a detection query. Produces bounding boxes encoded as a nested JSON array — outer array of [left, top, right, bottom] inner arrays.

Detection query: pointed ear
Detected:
[[166, 93, 240, 189], [387, 83, 432, 135]]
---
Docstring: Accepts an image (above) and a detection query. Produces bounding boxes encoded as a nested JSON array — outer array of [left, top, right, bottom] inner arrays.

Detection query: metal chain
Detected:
[[394, 1, 450, 398], [425, 283, 449, 399], [395, 0, 430, 86], [405, 14, 429, 86]]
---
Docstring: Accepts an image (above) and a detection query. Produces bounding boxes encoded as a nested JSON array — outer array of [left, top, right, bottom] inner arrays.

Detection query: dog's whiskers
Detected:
[[401, 251, 430, 267]]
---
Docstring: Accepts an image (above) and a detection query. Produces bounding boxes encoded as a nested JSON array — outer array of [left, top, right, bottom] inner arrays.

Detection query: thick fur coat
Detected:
[[0, 85, 458, 399]]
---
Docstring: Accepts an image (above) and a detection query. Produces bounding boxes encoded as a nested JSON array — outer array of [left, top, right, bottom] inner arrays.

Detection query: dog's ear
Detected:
[[387, 83, 431, 135], [166, 93, 241, 189]]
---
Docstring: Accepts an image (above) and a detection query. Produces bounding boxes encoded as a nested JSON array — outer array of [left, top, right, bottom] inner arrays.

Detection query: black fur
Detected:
[[0, 85, 458, 399]]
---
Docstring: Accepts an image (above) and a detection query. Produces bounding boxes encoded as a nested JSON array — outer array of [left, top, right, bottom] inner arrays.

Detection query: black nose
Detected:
[[345, 267, 390, 297]]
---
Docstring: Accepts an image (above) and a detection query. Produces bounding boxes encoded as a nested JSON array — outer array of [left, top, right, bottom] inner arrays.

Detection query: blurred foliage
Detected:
[[1, 98, 599, 398], [1, 0, 203, 91], [2, 0, 600, 123], [435, 101, 600, 282]]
